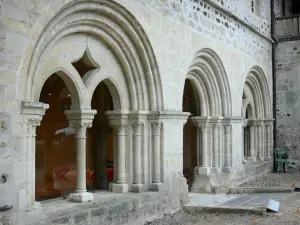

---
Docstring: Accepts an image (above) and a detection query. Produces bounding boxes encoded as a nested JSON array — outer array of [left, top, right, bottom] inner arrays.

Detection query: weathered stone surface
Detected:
[[275, 40, 300, 160]]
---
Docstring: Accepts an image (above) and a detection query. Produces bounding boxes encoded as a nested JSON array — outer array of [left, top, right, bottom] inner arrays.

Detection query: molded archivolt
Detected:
[[244, 66, 272, 119], [186, 48, 232, 116], [25, 0, 163, 111]]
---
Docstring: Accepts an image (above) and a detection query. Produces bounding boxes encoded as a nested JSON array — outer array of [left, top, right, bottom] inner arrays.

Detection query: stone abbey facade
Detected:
[[0, 0, 287, 224]]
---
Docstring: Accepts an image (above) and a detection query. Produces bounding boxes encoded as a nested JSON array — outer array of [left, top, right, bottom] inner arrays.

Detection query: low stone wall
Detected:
[[230, 161, 273, 186], [0, 188, 188, 225]]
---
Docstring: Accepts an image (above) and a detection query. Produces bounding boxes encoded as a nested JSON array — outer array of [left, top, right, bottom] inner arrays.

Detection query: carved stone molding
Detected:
[[21, 101, 49, 116]]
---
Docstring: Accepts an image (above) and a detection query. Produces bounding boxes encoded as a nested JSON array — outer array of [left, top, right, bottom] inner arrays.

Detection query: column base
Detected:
[[32, 201, 41, 209], [149, 182, 164, 191], [242, 159, 247, 164], [197, 167, 210, 175], [67, 192, 94, 203], [131, 183, 146, 193], [210, 167, 221, 173], [28, 201, 42, 212], [247, 157, 256, 162], [265, 156, 272, 161], [222, 167, 233, 173], [257, 156, 264, 161], [111, 183, 128, 193]]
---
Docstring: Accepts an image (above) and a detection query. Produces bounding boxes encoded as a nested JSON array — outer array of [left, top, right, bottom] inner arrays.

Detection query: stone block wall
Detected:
[[275, 40, 300, 160]]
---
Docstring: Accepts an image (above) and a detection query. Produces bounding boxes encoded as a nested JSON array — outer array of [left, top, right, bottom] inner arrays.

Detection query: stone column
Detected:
[[65, 109, 96, 203], [257, 122, 264, 161], [25, 118, 42, 208], [115, 125, 127, 183], [262, 122, 266, 160], [218, 125, 223, 168], [210, 117, 220, 172], [106, 111, 129, 193], [265, 119, 274, 161], [201, 124, 209, 168], [191, 117, 210, 175], [21, 101, 48, 210], [212, 124, 219, 168], [223, 124, 232, 170], [132, 121, 143, 192], [248, 121, 256, 162], [270, 122, 274, 157], [265, 123, 271, 160], [242, 120, 248, 163], [152, 121, 162, 183]]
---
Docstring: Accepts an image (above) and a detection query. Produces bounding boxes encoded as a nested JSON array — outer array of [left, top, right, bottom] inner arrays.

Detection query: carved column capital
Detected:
[[132, 122, 143, 136], [151, 121, 162, 136], [106, 111, 129, 128], [191, 116, 210, 127], [65, 109, 96, 138]]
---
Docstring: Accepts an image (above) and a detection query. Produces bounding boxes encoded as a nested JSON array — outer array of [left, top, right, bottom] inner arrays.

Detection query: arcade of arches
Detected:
[[181, 52, 274, 192], [17, 0, 274, 211]]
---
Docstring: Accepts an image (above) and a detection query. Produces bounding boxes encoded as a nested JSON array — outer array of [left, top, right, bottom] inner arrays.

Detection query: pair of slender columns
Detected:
[[248, 122, 263, 161], [107, 112, 147, 193], [151, 121, 162, 185], [247, 119, 273, 162], [192, 117, 232, 173], [257, 123, 264, 161], [108, 118, 128, 193], [265, 122, 273, 160]]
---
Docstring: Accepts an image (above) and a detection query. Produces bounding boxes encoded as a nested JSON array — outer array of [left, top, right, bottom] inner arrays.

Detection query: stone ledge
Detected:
[[25, 189, 187, 225], [183, 205, 265, 215], [228, 187, 293, 194]]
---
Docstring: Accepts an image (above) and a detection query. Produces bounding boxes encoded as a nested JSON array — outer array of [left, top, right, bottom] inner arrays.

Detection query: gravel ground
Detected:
[[144, 193, 300, 225], [239, 171, 300, 188]]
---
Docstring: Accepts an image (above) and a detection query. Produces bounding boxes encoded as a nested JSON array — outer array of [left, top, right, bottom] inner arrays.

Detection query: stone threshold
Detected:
[[184, 205, 266, 215], [26, 190, 185, 225], [229, 187, 293, 194]]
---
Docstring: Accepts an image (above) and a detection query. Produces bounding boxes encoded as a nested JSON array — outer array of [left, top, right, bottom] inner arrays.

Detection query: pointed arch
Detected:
[[185, 48, 232, 116], [25, 0, 163, 111]]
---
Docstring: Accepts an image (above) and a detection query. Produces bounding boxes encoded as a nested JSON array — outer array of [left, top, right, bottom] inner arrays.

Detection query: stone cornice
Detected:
[[191, 116, 210, 126], [65, 109, 97, 121], [148, 111, 191, 121], [106, 111, 129, 127], [264, 118, 275, 125], [221, 116, 243, 124], [128, 111, 148, 121]]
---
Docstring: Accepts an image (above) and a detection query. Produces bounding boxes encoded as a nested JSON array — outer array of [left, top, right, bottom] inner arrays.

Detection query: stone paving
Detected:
[[185, 192, 291, 209]]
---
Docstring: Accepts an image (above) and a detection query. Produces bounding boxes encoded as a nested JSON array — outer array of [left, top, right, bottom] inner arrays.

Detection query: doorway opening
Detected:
[[244, 104, 253, 159], [35, 74, 94, 201], [90, 81, 114, 190], [182, 80, 198, 190]]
